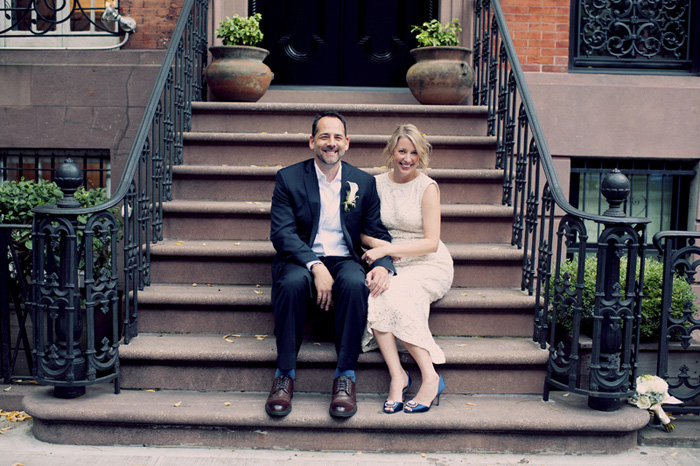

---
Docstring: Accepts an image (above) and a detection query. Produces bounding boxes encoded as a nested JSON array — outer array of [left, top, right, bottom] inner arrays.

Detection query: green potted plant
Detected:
[[406, 18, 475, 105], [206, 13, 274, 102]]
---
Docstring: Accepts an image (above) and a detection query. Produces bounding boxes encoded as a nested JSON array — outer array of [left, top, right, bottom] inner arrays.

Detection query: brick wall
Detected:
[[120, 0, 185, 49], [500, 0, 570, 73]]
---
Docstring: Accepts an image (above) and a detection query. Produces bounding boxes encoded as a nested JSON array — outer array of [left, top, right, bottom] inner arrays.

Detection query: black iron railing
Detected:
[[26, 0, 208, 397], [474, 0, 651, 409], [652, 231, 700, 414]]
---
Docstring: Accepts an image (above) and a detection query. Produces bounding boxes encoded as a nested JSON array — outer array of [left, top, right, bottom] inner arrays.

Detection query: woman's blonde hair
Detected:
[[382, 124, 431, 170]]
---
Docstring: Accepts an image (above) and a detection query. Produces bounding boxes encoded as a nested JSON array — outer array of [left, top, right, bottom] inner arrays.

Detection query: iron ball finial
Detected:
[[55, 158, 83, 208], [600, 168, 630, 217]]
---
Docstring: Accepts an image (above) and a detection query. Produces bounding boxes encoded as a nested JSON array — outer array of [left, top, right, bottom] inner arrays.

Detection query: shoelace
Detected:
[[272, 376, 291, 394], [335, 377, 352, 394]]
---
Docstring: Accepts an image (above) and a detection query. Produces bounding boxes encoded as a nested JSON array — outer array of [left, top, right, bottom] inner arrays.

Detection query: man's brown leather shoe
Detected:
[[329, 376, 357, 418], [265, 375, 293, 417]]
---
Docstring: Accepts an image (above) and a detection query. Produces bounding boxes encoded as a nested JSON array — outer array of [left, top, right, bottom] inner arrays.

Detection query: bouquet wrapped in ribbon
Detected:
[[628, 374, 683, 432]]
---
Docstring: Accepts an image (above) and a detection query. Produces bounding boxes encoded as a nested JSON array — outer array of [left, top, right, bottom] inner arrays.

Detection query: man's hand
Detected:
[[366, 266, 390, 298], [311, 263, 334, 311]]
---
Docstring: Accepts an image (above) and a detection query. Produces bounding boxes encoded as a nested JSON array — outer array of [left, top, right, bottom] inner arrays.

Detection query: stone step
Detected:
[[171, 165, 505, 204], [118, 333, 547, 394], [191, 102, 489, 136], [182, 132, 498, 169], [23, 386, 649, 454], [161, 200, 513, 244], [260, 86, 421, 105], [136, 285, 536, 337], [149, 240, 524, 288]]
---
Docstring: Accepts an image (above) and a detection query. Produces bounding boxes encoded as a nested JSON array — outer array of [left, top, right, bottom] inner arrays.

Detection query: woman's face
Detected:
[[391, 136, 419, 179]]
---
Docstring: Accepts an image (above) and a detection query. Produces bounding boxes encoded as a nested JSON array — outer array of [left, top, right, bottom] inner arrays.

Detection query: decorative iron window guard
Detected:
[[570, 0, 698, 73], [1, 0, 119, 36]]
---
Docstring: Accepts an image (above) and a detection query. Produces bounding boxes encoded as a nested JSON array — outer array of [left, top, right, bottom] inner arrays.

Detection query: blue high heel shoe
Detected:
[[404, 374, 445, 414], [383, 371, 412, 414]]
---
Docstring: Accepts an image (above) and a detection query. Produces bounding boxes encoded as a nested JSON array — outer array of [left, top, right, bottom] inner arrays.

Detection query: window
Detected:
[[569, 0, 699, 74], [0, 148, 111, 191], [570, 158, 696, 244], [0, 0, 121, 48]]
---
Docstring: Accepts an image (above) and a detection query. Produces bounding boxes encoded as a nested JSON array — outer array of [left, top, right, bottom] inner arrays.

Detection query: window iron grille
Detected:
[[570, 0, 699, 74], [0, 148, 111, 190]]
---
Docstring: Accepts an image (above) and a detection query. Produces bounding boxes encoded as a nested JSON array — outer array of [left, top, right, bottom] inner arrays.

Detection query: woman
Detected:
[[361, 124, 454, 414]]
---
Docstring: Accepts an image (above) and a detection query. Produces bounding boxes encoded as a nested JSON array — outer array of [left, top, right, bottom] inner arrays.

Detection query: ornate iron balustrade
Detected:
[[27, 0, 208, 397], [474, 0, 651, 409], [652, 231, 700, 413], [570, 0, 697, 73]]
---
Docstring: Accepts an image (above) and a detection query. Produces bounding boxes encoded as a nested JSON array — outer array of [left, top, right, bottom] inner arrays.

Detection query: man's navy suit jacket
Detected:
[[270, 159, 395, 274]]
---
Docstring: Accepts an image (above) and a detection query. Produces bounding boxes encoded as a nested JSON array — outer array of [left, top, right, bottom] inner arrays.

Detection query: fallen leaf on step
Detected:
[[146, 389, 156, 392], [466, 402, 477, 406], [221, 164, 228, 166], [3, 386, 10, 392], [313, 342, 321, 346], [255, 284, 261, 287], [246, 201, 253, 204], [202, 243, 206, 246], [253, 290, 263, 295], [255, 334, 268, 340], [458, 344, 467, 347], [461, 293, 468, 296], [224, 338, 235, 343], [563, 393, 570, 397], [233, 242, 241, 246], [0, 426, 12, 434], [207, 284, 212, 287], [421, 453, 426, 458], [353, 452, 362, 456], [192, 283, 197, 287], [478, 292, 484, 296], [174, 401, 182, 407], [253, 201, 260, 204], [670, 453, 678, 457], [224, 402, 231, 406]]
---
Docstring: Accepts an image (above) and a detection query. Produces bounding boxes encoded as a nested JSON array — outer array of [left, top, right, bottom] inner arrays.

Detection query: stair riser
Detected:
[[191, 112, 488, 137], [162, 215, 513, 243], [182, 144, 498, 170], [119, 363, 546, 395], [149, 258, 523, 288], [31, 418, 639, 454], [138, 307, 534, 337], [171, 176, 504, 204]]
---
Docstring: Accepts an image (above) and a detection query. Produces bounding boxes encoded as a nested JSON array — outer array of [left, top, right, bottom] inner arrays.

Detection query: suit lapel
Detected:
[[303, 160, 321, 246]]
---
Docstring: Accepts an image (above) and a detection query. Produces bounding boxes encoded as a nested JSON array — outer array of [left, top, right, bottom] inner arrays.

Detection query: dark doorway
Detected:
[[250, 0, 437, 87]]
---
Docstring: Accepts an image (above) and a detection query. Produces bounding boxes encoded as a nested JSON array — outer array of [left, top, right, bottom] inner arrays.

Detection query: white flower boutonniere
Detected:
[[342, 181, 359, 212]]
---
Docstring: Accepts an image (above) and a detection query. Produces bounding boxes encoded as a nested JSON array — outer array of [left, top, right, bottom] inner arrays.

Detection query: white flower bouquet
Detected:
[[628, 374, 682, 432]]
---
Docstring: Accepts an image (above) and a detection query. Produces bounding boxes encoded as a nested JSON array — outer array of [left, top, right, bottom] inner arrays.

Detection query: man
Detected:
[[267, 112, 394, 418]]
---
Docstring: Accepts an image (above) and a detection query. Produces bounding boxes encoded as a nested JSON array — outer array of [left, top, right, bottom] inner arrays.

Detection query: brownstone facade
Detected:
[[121, 0, 185, 49], [500, 0, 570, 72]]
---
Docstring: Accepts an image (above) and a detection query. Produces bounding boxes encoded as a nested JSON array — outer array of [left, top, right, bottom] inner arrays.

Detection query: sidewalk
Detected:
[[2, 417, 699, 466]]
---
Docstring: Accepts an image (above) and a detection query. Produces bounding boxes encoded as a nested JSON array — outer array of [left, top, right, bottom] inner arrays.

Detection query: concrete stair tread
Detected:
[[138, 283, 535, 311], [24, 386, 647, 435], [184, 131, 496, 146], [151, 239, 521, 260], [119, 333, 548, 366], [172, 164, 504, 180], [192, 100, 489, 116], [161, 200, 511, 217]]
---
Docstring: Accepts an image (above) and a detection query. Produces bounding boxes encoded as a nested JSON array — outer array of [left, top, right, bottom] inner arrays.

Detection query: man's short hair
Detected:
[[312, 112, 347, 137]]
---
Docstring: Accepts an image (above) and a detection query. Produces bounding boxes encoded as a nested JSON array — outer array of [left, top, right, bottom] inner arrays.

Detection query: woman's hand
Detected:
[[362, 247, 389, 267]]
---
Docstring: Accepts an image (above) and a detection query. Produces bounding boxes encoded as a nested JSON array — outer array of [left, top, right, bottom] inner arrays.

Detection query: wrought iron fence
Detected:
[[652, 231, 700, 414], [474, 0, 651, 409], [25, 0, 208, 397]]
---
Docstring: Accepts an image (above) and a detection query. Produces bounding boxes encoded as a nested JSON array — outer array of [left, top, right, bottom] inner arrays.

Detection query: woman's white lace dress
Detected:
[[362, 171, 453, 364]]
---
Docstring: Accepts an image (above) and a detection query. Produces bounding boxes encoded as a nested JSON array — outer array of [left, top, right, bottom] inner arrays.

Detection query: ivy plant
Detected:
[[215, 13, 264, 46], [411, 18, 461, 47]]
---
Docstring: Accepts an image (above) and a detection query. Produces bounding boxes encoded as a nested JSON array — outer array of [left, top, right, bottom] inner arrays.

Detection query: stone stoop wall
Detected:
[[120, 0, 186, 49], [500, 0, 570, 73]]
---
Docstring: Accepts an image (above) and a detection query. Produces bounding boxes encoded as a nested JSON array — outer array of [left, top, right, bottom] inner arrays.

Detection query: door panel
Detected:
[[253, 0, 435, 87]]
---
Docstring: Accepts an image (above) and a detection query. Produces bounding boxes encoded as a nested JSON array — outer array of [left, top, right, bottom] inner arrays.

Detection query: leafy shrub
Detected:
[[551, 255, 698, 342], [411, 18, 461, 47], [1, 179, 122, 281], [216, 13, 264, 46]]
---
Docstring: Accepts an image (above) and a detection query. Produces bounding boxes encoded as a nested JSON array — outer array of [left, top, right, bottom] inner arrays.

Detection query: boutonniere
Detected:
[[342, 181, 359, 212]]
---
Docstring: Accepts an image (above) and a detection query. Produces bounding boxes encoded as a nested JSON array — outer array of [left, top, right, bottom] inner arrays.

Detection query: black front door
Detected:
[[251, 0, 436, 87]]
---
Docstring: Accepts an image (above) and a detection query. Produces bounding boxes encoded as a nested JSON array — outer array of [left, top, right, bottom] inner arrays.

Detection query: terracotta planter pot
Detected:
[[206, 46, 273, 102], [406, 46, 475, 105]]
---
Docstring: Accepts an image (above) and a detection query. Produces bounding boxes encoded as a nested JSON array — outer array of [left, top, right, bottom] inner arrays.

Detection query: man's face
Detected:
[[309, 116, 349, 168]]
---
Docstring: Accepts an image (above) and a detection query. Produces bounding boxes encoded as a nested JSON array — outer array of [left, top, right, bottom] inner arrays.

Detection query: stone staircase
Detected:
[[23, 89, 649, 453]]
